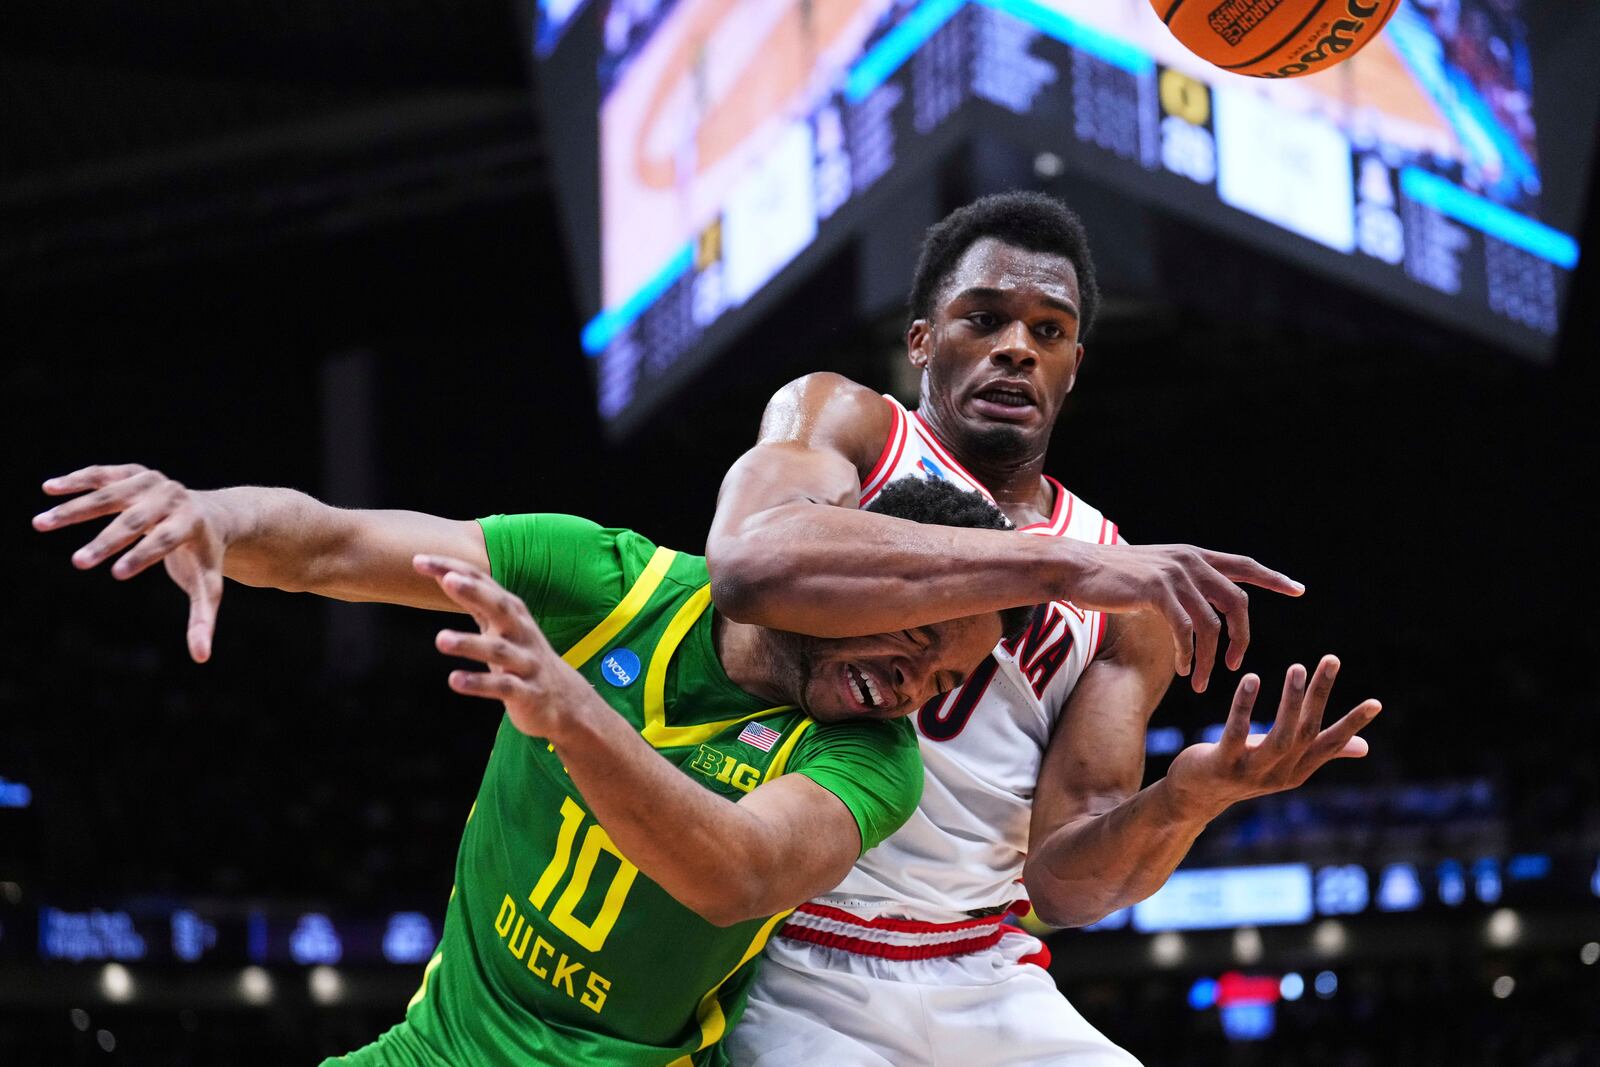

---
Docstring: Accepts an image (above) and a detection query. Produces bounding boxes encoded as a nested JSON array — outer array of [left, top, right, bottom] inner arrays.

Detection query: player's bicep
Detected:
[[1030, 611, 1172, 839], [318, 510, 487, 611], [735, 774, 862, 908], [709, 373, 893, 539], [710, 442, 863, 538]]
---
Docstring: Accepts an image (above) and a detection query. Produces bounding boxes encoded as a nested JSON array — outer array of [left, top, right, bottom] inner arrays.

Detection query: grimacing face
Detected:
[[908, 237, 1086, 461], [786, 614, 1005, 723]]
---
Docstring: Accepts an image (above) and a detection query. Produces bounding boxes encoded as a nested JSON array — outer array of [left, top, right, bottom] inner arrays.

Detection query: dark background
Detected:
[[3, 1, 1598, 1063]]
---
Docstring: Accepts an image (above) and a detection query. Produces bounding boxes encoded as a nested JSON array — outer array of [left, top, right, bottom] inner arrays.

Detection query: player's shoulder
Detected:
[[792, 714, 918, 765], [1035, 477, 1122, 546], [759, 372, 897, 473]]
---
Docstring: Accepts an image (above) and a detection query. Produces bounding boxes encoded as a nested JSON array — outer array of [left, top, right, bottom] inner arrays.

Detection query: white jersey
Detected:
[[816, 394, 1121, 921]]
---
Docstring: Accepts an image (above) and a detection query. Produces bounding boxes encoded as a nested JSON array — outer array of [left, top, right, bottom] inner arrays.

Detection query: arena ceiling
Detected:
[[2, 0, 548, 285]]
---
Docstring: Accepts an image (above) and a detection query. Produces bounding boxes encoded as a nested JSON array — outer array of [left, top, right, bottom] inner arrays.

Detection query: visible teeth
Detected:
[[862, 673, 883, 707], [848, 664, 881, 708]]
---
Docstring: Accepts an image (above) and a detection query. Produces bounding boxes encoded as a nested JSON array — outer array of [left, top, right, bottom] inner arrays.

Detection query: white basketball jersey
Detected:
[[821, 395, 1121, 920]]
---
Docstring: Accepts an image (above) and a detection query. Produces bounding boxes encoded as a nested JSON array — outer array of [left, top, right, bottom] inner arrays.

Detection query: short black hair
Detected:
[[864, 476, 1038, 642], [907, 191, 1100, 340]]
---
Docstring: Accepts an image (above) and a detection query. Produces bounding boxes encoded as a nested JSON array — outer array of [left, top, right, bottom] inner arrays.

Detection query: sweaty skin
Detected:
[[705, 236, 1379, 926]]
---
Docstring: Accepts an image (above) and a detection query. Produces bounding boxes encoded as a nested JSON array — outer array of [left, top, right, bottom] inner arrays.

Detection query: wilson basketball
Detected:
[[1153, 0, 1400, 79]]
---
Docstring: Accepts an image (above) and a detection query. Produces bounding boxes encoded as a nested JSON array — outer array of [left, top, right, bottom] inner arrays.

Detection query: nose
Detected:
[[991, 320, 1037, 368], [892, 653, 940, 706]]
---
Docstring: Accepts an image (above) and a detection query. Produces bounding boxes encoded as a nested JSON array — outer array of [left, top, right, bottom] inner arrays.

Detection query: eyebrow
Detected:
[[951, 286, 1079, 320]]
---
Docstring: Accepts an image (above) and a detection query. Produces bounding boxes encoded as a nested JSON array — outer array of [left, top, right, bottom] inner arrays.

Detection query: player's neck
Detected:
[[711, 612, 791, 703], [915, 405, 1054, 517]]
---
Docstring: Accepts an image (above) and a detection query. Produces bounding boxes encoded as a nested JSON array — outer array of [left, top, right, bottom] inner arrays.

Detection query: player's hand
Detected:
[[416, 554, 605, 738], [33, 463, 227, 663], [1163, 655, 1381, 817], [1062, 540, 1303, 693]]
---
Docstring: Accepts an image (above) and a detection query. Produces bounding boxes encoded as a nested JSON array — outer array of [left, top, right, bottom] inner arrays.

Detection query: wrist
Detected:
[[1046, 538, 1095, 601], [542, 680, 613, 751], [1152, 773, 1233, 829], [196, 488, 245, 548]]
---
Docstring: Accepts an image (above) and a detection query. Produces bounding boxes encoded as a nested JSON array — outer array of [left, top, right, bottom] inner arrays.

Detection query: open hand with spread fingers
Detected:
[[33, 464, 227, 663], [415, 553, 606, 739], [1164, 655, 1382, 820]]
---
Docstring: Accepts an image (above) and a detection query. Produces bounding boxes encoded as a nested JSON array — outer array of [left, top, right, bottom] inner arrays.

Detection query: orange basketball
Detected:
[[1152, 0, 1400, 79]]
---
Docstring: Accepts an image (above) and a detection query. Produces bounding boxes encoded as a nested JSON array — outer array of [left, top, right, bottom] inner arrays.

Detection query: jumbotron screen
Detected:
[[540, 0, 1591, 429]]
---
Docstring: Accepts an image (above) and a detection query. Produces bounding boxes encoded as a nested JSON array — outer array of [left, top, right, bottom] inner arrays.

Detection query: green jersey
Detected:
[[325, 514, 922, 1066]]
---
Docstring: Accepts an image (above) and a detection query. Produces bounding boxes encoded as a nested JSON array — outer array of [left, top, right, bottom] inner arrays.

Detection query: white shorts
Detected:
[[726, 929, 1142, 1067]]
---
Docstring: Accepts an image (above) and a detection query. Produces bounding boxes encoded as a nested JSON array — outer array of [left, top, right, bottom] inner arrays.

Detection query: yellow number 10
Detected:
[[528, 797, 638, 953]]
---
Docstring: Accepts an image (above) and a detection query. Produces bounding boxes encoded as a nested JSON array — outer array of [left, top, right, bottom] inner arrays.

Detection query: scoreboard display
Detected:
[[536, 0, 1594, 432]]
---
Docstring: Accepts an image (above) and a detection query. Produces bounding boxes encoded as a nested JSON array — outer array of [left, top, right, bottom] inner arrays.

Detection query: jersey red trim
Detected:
[[792, 903, 1003, 935], [910, 411, 995, 502], [1004, 929, 1053, 970], [779, 923, 1007, 960], [860, 397, 908, 502], [1019, 475, 1073, 535]]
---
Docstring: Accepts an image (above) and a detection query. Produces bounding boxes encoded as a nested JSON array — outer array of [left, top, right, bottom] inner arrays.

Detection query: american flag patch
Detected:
[[737, 721, 782, 752]]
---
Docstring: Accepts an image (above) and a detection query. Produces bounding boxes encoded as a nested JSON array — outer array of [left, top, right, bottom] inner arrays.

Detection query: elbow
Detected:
[[1028, 898, 1114, 931], [685, 877, 769, 928], [706, 539, 798, 625], [1022, 864, 1120, 930], [694, 903, 758, 929], [680, 840, 790, 927]]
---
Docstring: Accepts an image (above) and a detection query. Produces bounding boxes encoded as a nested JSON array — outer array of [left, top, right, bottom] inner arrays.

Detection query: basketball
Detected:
[[1153, 0, 1400, 79]]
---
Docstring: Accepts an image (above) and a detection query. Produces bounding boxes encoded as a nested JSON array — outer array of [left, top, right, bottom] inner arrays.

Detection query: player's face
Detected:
[[788, 615, 1004, 723], [908, 238, 1086, 461]]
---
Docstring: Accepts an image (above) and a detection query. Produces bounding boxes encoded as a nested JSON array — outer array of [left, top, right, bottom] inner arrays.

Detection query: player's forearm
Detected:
[[202, 486, 364, 594], [708, 503, 1077, 638], [1023, 777, 1223, 928], [549, 704, 794, 927], [205, 487, 470, 609]]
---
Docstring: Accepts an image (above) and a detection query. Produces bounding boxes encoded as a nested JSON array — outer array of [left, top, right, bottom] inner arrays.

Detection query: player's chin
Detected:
[[956, 410, 1038, 451], [801, 685, 868, 724]]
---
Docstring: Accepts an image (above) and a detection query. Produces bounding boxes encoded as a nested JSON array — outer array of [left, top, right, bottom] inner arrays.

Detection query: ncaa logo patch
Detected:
[[600, 648, 641, 688]]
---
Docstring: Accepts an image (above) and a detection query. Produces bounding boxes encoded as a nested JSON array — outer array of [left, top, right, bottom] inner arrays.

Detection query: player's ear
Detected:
[[1063, 342, 1085, 394], [907, 319, 932, 368]]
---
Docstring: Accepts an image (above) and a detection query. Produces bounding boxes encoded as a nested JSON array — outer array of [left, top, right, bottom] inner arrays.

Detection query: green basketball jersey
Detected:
[[325, 514, 922, 1067]]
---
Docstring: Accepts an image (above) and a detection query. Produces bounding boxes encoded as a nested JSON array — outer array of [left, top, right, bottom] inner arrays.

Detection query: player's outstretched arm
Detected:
[[1023, 615, 1381, 928], [707, 373, 1304, 692], [33, 463, 486, 661], [420, 554, 866, 926]]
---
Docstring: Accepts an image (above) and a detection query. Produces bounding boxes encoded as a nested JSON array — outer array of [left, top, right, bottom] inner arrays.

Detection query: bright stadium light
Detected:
[[238, 966, 275, 1006], [1486, 908, 1521, 948], [1233, 926, 1263, 965], [309, 966, 345, 1006], [100, 962, 134, 1003], [1492, 975, 1516, 999], [1312, 919, 1347, 957], [1033, 152, 1065, 179], [1581, 942, 1600, 966], [1150, 932, 1186, 967]]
